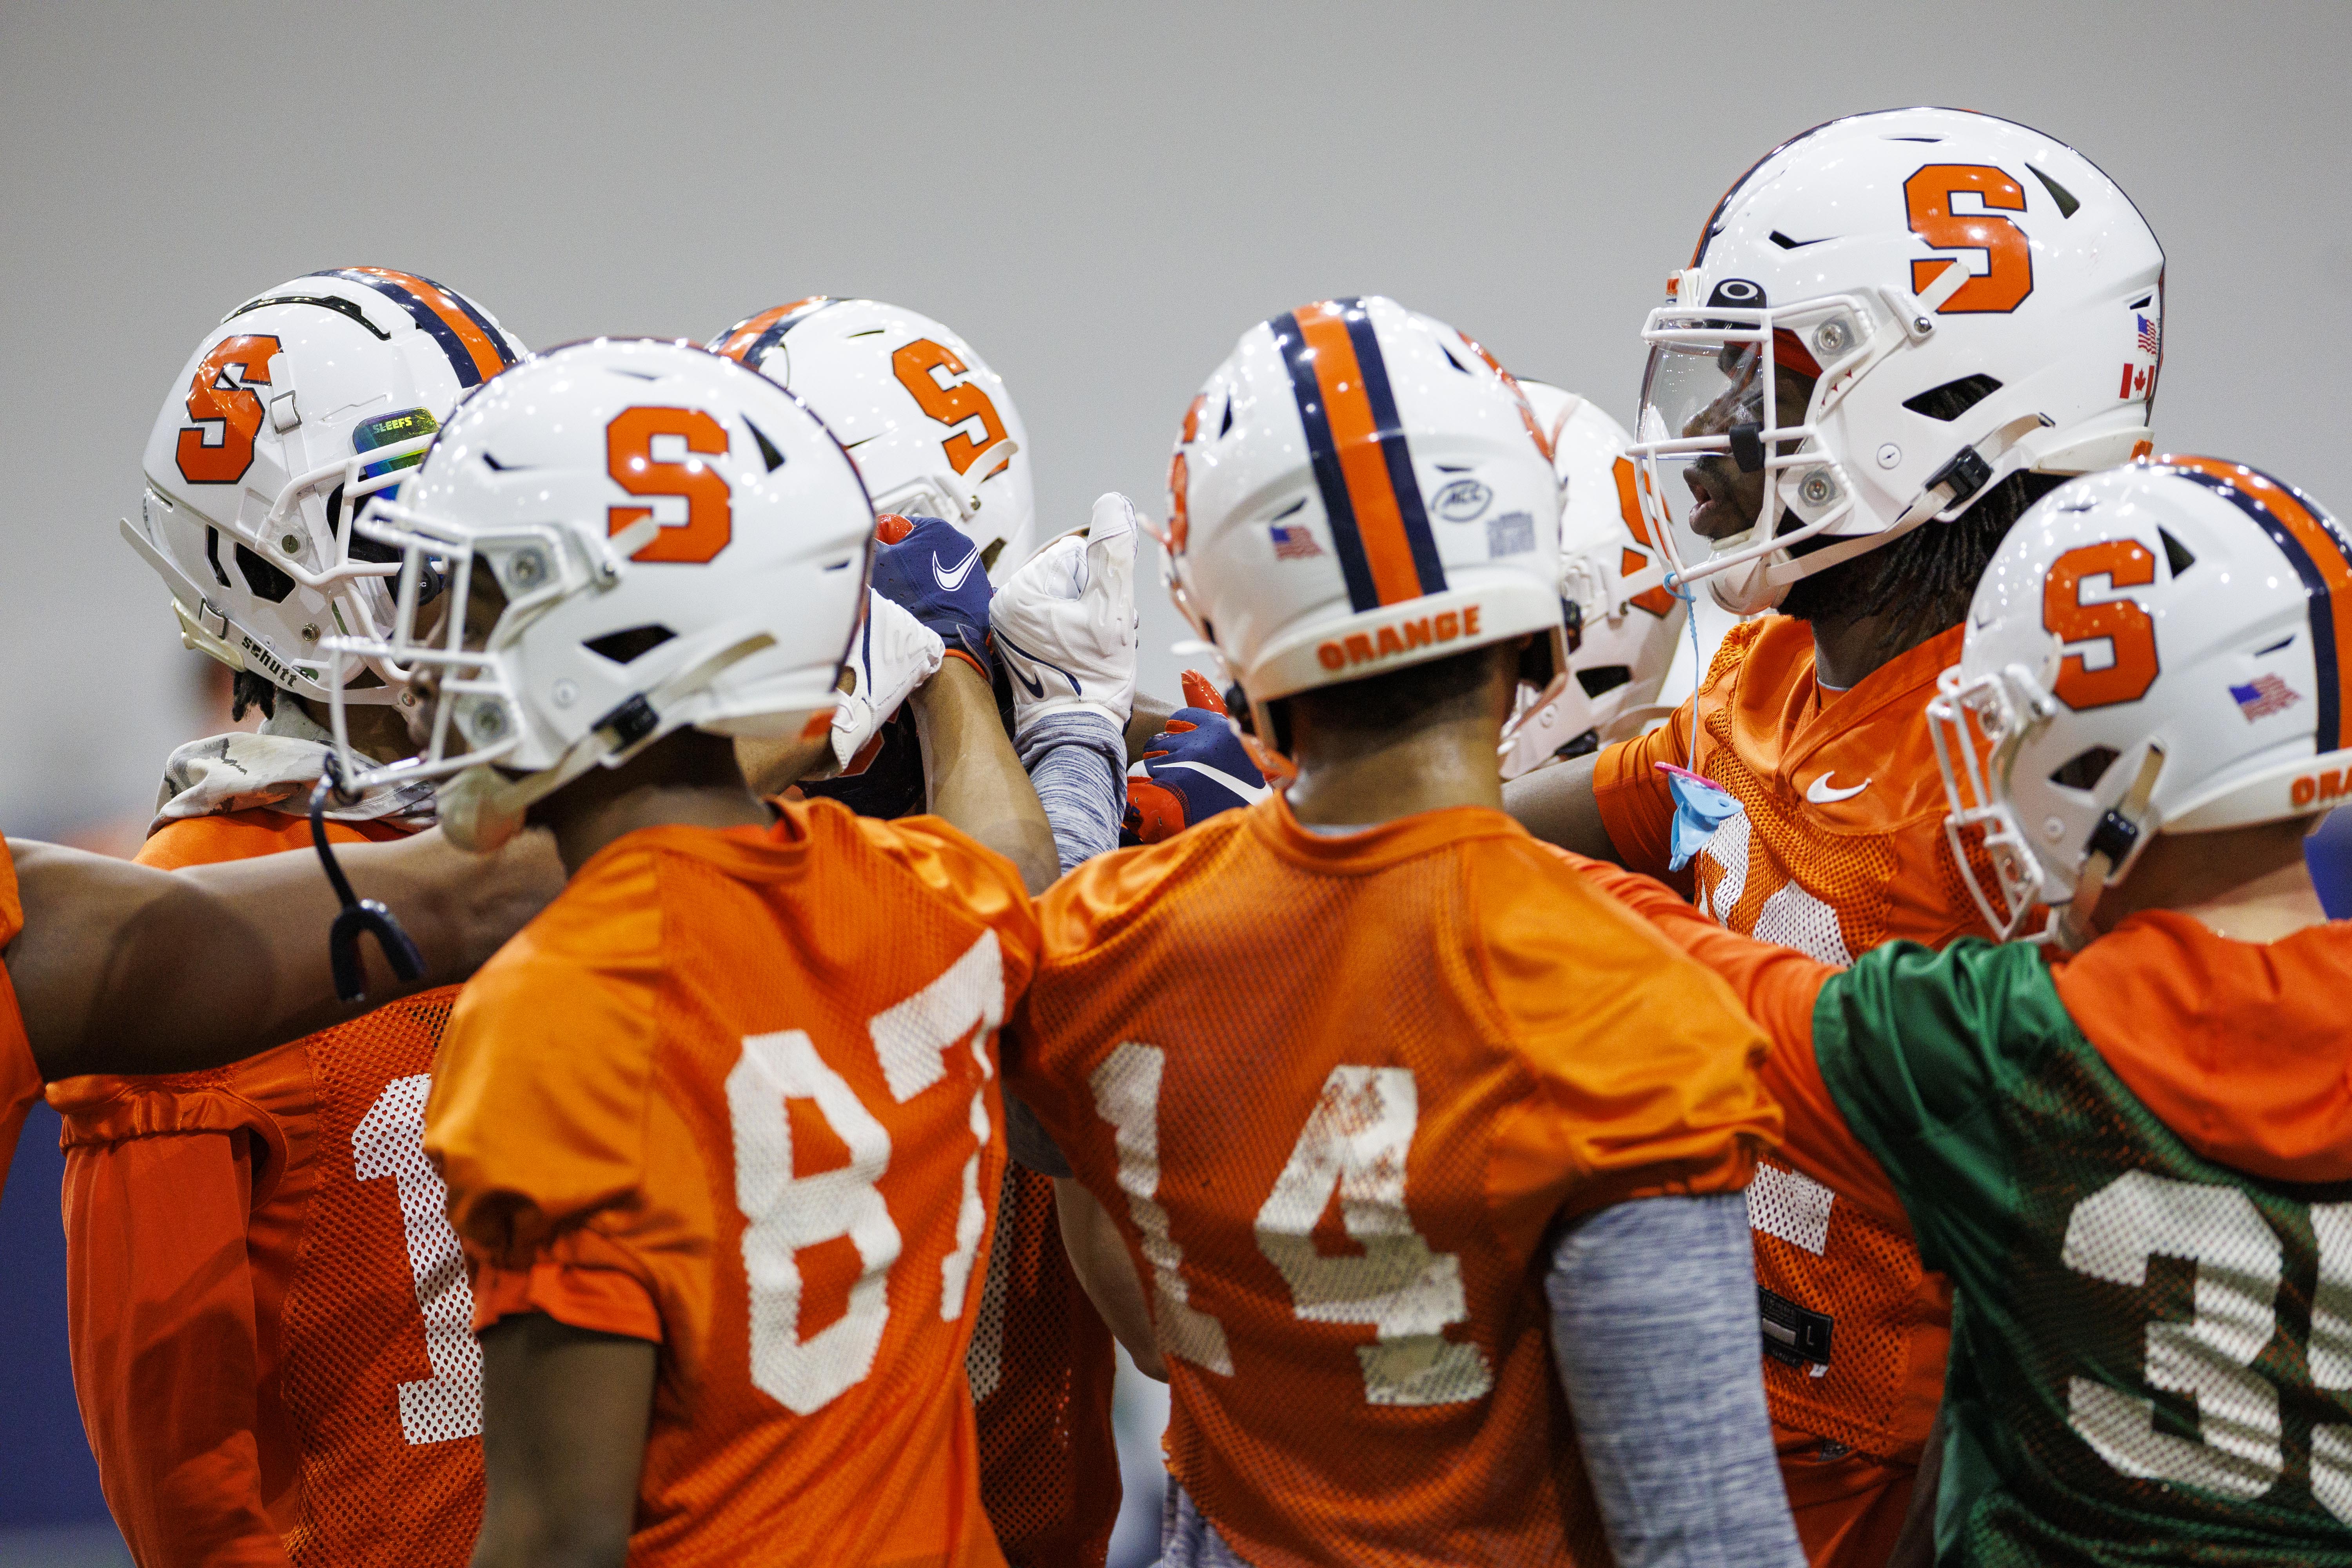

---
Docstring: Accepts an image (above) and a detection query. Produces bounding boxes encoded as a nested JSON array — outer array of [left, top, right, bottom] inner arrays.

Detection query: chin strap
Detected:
[[2055, 743, 2166, 951], [309, 754, 425, 1003]]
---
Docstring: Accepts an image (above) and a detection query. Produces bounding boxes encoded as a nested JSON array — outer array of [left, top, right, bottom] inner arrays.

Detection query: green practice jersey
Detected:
[[1814, 938, 2352, 1565]]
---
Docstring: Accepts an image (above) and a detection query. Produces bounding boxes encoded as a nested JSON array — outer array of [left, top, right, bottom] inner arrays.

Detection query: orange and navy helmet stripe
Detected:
[[713, 298, 833, 369], [1270, 298, 1445, 614], [314, 268, 517, 387], [2162, 454, 2352, 750]]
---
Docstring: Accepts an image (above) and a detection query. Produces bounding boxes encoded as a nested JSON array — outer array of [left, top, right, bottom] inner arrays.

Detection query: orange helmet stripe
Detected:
[[712, 298, 831, 368], [2161, 454, 2352, 750], [330, 267, 513, 386]]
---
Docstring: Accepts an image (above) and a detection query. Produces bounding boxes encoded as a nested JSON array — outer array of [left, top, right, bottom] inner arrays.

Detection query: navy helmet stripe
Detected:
[[1270, 310, 1380, 612], [2174, 466, 2342, 751], [413, 273, 518, 368], [313, 269, 488, 388], [742, 299, 831, 371], [1337, 299, 1447, 597]]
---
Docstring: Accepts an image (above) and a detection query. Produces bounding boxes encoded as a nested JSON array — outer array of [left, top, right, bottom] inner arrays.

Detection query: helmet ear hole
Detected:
[[584, 624, 678, 666], [1575, 664, 1634, 701], [1901, 375, 2005, 421], [2049, 744, 2120, 793], [235, 542, 296, 604]]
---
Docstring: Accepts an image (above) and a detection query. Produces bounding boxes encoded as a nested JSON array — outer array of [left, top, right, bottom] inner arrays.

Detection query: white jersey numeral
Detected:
[[1254, 1067, 1490, 1405], [353, 1073, 482, 1445], [1089, 1048, 1485, 1404], [2062, 1171, 2352, 1520], [729, 931, 1003, 1417], [2308, 1202, 2352, 1523]]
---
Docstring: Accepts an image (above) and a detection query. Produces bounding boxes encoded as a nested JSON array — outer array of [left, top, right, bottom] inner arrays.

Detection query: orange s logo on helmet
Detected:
[[607, 407, 732, 564], [2044, 539, 2160, 709], [1904, 165, 2034, 313], [1612, 456, 1680, 618], [1167, 392, 1207, 556], [176, 335, 282, 485], [890, 339, 1011, 478]]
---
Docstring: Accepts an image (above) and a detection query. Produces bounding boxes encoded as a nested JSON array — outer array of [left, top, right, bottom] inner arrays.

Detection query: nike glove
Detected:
[[831, 589, 944, 775], [1123, 682, 1270, 845], [992, 492, 1140, 734], [870, 513, 992, 673]]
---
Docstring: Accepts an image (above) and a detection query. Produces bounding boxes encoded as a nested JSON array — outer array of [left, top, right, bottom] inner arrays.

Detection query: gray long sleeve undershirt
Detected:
[[1154, 1192, 1803, 1567], [1015, 710, 1127, 875], [1548, 1192, 1806, 1568]]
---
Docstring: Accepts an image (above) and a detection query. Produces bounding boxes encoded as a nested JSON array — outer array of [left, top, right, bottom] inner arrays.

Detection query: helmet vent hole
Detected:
[[2050, 745, 2120, 793], [742, 416, 788, 472], [2131, 294, 2154, 311], [584, 624, 677, 665], [2159, 528, 2196, 578], [1575, 664, 1633, 700], [1270, 497, 1307, 521], [1437, 341, 1470, 375], [1218, 399, 1234, 438], [2026, 165, 2080, 219], [235, 543, 296, 604], [1902, 374, 2005, 421]]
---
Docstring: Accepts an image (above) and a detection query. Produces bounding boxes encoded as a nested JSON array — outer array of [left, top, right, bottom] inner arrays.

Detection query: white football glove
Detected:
[[832, 589, 944, 773], [992, 491, 1140, 733]]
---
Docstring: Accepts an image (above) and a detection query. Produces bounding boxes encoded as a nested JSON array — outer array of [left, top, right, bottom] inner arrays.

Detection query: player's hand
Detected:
[[832, 590, 944, 775], [869, 513, 991, 674], [992, 492, 1140, 734], [1123, 674, 1269, 844]]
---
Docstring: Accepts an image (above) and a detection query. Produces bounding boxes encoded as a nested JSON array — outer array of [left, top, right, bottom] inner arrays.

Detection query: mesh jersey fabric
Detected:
[[1595, 615, 1972, 1473], [47, 809, 478, 1568], [969, 1161, 1120, 1568], [428, 801, 1041, 1568], [0, 833, 35, 1205], [1005, 791, 1780, 1568], [1813, 925, 2352, 1566]]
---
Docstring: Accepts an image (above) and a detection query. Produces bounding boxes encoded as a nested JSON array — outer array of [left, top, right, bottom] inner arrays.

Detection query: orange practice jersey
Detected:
[[1006, 793, 1779, 1568], [0, 833, 37, 1204], [969, 1163, 1120, 1568], [428, 801, 1041, 1567], [1593, 617, 1967, 1479], [50, 808, 479, 1568]]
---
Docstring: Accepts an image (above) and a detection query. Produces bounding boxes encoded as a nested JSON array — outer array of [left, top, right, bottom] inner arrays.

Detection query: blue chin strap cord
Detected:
[[1658, 563, 1739, 873], [308, 752, 425, 1004]]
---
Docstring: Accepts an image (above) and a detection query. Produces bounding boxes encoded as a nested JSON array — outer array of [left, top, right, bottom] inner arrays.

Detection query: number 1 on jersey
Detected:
[[1090, 1046, 1490, 1405]]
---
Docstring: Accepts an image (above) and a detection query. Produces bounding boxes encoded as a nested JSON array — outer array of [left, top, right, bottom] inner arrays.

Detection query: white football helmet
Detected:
[[1500, 382, 1689, 778], [1928, 456, 2352, 940], [1633, 108, 2164, 616], [711, 297, 1037, 581], [126, 268, 527, 704], [325, 339, 876, 849], [1164, 295, 1564, 709]]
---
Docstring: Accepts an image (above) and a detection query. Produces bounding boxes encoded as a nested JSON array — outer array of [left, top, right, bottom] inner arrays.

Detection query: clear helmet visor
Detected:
[[1630, 301, 1872, 599]]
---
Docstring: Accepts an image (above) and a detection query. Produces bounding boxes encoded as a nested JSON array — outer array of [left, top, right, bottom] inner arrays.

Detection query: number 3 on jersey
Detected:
[[2062, 1171, 2352, 1520], [1091, 1043, 1492, 1406], [727, 931, 1002, 1416]]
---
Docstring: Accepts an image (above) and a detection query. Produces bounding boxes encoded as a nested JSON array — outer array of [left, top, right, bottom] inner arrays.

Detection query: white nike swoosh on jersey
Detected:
[[1158, 759, 1270, 804], [933, 548, 980, 592], [1805, 771, 1872, 804]]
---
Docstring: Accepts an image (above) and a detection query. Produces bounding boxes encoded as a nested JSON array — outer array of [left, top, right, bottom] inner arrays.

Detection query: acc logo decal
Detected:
[[1432, 478, 1492, 523]]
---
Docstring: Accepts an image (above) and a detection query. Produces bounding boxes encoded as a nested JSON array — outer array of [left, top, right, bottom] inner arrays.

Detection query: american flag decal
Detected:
[[2137, 314, 2161, 358], [1270, 522, 1324, 560], [2229, 672, 2301, 720]]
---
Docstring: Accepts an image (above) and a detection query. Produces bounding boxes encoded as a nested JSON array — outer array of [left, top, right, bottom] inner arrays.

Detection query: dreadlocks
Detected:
[[230, 668, 279, 722], [1780, 468, 2066, 666]]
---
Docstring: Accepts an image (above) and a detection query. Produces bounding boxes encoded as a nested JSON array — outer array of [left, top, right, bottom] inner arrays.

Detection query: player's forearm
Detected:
[[1548, 1192, 1804, 1568], [1016, 711, 1126, 874], [1502, 750, 1620, 861], [474, 1314, 657, 1568], [1051, 1175, 1167, 1381], [8, 830, 561, 1080], [909, 659, 1059, 893]]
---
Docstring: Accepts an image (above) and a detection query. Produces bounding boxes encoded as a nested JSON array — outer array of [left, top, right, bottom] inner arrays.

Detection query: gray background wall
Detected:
[[4, 0, 2347, 842]]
